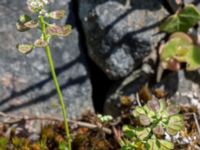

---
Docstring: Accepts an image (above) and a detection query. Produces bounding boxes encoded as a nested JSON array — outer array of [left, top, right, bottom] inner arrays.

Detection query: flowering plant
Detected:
[[16, 0, 72, 149]]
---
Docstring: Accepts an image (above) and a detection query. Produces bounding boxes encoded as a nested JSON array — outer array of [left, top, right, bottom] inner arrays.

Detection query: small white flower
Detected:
[[27, 0, 49, 13]]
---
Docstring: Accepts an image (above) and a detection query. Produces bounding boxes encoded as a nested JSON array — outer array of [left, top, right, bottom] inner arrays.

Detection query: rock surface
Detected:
[[0, 0, 93, 119], [167, 0, 200, 12], [78, 0, 168, 79], [104, 64, 152, 117], [154, 70, 200, 112]]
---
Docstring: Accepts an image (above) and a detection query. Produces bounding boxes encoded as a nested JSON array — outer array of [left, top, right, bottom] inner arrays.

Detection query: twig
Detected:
[[0, 113, 112, 134], [193, 113, 200, 135], [70, 120, 112, 134], [136, 93, 142, 106], [156, 64, 164, 83]]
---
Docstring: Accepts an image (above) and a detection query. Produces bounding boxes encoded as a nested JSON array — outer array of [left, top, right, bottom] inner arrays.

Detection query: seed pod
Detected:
[[34, 39, 48, 47], [49, 10, 65, 20], [16, 15, 32, 32], [16, 44, 34, 54], [16, 22, 30, 32], [24, 19, 39, 29], [46, 24, 72, 37]]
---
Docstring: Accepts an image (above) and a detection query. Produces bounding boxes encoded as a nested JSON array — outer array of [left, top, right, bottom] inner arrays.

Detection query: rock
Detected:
[[184, 0, 200, 10], [0, 0, 93, 119], [104, 64, 152, 117], [153, 70, 200, 111], [78, 0, 168, 79], [167, 0, 200, 12], [166, 0, 182, 12]]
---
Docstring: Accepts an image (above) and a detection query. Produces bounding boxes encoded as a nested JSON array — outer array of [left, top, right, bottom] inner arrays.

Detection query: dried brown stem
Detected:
[[0, 112, 112, 134]]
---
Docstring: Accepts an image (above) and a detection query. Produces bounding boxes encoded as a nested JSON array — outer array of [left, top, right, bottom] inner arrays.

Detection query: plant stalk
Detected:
[[39, 16, 71, 150]]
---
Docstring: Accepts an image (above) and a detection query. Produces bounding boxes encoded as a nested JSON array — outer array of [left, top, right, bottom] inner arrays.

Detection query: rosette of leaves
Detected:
[[121, 99, 184, 150], [16, 0, 72, 54]]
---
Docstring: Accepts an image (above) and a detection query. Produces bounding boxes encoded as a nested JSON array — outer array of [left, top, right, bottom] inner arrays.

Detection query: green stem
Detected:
[[39, 16, 71, 150]]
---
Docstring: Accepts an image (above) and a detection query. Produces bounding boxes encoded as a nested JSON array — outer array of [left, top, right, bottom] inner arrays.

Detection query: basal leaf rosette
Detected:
[[132, 99, 184, 136]]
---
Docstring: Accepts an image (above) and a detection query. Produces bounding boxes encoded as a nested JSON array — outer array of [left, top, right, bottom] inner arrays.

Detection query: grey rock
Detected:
[[167, 0, 200, 12], [78, 0, 168, 79], [0, 0, 93, 119], [154, 70, 200, 106], [166, 0, 182, 12], [184, 0, 200, 10]]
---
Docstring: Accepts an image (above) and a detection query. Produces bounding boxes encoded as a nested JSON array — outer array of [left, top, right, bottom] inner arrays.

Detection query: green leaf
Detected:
[[146, 139, 160, 150], [143, 105, 156, 119], [123, 126, 151, 140], [59, 142, 68, 150], [46, 24, 72, 37], [185, 45, 200, 70], [158, 99, 167, 112], [120, 144, 136, 150], [133, 106, 146, 117], [0, 137, 8, 150], [122, 125, 136, 139], [134, 127, 151, 141], [166, 114, 184, 135], [160, 37, 200, 71], [159, 140, 174, 150], [160, 38, 190, 62], [160, 4, 200, 33], [16, 44, 34, 54]]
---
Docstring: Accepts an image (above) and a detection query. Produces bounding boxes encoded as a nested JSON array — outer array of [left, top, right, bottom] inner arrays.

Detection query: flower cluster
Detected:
[[27, 0, 49, 13]]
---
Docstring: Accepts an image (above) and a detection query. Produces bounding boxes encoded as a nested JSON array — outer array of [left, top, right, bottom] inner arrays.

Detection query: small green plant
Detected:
[[97, 114, 113, 123], [16, 0, 72, 149], [120, 99, 184, 150], [160, 4, 200, 71]]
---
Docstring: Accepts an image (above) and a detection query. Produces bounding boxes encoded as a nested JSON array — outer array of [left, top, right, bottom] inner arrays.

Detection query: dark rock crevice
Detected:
[[70, 0, 115, 113]]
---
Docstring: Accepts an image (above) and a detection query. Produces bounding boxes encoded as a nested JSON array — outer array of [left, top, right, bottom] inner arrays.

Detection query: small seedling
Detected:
[[121, 99, 184, 150], [16, 0, 72, 149]]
